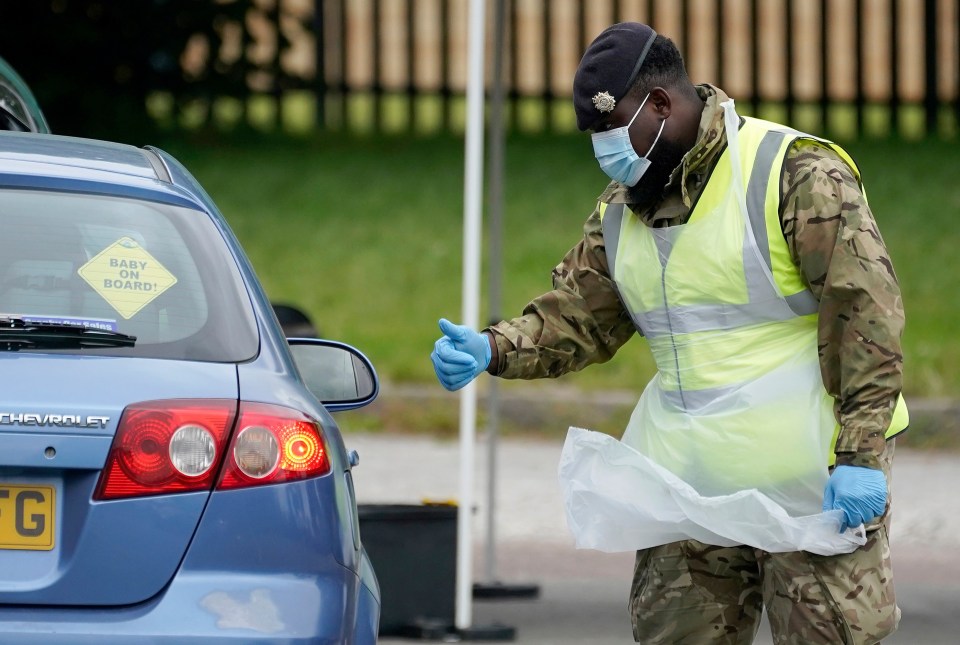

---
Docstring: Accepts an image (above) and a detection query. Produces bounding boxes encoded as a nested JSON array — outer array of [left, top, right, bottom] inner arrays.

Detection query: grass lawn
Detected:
[[156, 131, 960, 406]]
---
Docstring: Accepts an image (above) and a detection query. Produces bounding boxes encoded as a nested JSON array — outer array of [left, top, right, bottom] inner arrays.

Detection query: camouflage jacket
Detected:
[[486, 85, 904, 470]]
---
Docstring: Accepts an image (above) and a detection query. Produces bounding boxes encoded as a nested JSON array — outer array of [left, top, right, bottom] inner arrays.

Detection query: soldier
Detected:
[[430, 22, 907, 644]]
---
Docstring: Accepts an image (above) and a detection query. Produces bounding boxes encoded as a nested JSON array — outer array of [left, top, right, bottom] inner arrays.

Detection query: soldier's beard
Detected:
[[625, 138, 689, 208]]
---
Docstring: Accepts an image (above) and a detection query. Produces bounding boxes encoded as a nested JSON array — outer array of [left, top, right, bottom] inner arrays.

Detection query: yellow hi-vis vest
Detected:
[[599, 101, 907, 517]]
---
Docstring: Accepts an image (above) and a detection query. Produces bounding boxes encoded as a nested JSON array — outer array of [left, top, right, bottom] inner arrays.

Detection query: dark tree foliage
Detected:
[[0, 0, 258, 142]]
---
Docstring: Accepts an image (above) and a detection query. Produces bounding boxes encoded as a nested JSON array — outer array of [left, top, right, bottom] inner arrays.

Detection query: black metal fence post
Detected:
[[441, 0, 452, 132], [889, 0, 900, 136], [820, 0, 829, 132], [314, 0, 326, 129], [508, 0, 519, 131], [785, 0, 795, 127], [372, 0, 383, 132], [577, 0, 586, 55], [751, 0, 761, 117], [407, 0, 417, 131], [715, 0, 725, 93], [956, 0, 960, 131], [680, 0, 690, 71], [924, 0, 940, 136], [338, 0, 348, 130], [271, 0, 283, 129], [542, 0, 552, 131], [855, 0, 865, 136]]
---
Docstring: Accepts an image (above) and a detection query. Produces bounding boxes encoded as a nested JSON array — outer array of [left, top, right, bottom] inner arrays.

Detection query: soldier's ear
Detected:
[[649, 88, 672, 119]]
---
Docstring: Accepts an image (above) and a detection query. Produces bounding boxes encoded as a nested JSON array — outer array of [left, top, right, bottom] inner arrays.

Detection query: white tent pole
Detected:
[[457, 0, 487, 630]]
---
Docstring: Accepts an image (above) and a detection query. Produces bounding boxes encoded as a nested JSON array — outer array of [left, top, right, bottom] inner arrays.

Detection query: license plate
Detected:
[[0, 485, 55, 550]]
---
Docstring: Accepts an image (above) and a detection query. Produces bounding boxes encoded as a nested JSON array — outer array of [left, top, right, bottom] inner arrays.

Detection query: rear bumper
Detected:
[[0, 567, 371, 644], [0, 451, 379, 643]]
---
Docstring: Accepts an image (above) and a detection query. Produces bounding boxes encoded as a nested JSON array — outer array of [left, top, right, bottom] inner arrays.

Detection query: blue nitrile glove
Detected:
[[822, 465, 887, 532], [430, 318, 492, 391]]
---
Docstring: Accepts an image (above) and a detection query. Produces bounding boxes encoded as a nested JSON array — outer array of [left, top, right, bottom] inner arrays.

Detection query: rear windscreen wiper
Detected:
[[0, 317, 136, 351]]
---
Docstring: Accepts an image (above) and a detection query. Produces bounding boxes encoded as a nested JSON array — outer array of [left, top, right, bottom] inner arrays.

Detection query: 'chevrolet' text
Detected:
[[0, 413, 110, 429]]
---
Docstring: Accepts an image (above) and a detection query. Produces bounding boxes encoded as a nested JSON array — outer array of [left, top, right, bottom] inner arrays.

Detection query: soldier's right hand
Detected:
[[430, 318, 491, 391]]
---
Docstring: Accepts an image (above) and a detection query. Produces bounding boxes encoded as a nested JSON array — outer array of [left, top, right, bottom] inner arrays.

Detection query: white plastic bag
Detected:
[[558, 427, 866, 556]]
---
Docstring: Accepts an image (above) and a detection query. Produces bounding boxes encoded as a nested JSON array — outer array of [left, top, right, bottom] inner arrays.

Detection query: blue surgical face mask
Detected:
[[591, 93, 666, 187]]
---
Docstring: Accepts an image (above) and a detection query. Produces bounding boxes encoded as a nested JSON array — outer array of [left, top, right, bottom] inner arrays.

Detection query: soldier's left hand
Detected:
[[822, 465, 887, 532]]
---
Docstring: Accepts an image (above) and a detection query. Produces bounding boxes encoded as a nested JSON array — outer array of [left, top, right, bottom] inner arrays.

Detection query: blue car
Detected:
[[0, 130, 381, 643]]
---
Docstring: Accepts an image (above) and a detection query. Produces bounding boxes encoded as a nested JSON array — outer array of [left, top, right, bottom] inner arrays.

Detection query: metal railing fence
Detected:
[[177, 0, 960, 138]]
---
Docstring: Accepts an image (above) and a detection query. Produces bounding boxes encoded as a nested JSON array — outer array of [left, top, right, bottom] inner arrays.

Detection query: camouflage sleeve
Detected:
[[484, 205, 637, 380], [781, 140, 905, 470]]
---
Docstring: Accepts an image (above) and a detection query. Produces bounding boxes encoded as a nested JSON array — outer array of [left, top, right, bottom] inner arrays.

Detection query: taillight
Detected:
[[94, 400, 330, 500], [218, 403, 330, 490], [94, 400, 237, 500]]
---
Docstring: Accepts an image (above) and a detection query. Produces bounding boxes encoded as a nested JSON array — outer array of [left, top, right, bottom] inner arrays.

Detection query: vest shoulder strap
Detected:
[[598, 201, 624, 285]]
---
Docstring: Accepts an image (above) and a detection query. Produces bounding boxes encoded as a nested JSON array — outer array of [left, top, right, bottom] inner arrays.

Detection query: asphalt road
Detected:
[[347, 430, 960, 644]]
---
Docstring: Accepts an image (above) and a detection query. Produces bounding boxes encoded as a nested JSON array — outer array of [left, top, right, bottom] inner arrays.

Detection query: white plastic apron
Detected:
[[558, 100, 866, 556]]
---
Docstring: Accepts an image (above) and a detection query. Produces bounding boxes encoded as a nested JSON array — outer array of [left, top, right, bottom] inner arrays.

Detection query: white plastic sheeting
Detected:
[[559, 427, 867, 556]]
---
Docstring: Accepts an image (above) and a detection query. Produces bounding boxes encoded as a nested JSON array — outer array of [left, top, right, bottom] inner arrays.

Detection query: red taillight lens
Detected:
[[218, 403, 330, 490], [94, 400, 237, 500]]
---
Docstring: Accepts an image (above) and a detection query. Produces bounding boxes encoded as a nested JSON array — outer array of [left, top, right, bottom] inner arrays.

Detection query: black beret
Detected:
[[573, 23, 657, 131]]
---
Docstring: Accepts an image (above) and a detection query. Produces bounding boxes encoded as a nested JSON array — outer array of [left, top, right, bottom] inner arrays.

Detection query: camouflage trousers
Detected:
[[629, 441, 898, 644]]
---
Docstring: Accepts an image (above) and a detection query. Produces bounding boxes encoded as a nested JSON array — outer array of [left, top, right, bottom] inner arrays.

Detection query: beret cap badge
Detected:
[[592, 91, 616, 113]]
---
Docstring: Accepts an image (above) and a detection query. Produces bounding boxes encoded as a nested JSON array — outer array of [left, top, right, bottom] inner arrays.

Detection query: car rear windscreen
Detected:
[[0, 189, 259, 362]]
